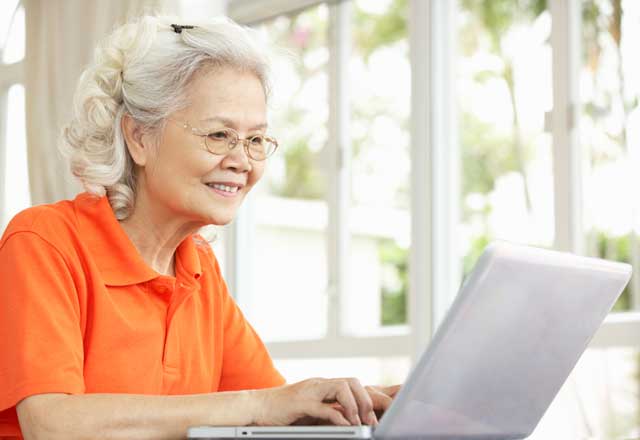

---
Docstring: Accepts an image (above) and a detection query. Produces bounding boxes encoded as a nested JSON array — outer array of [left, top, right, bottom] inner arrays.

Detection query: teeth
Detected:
[[209, 183, 239, 193]]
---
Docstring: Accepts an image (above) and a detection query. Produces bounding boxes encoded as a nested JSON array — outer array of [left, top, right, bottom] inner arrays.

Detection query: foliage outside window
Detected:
[[582, 0, 640, 312], [349, 0, 410, 330]]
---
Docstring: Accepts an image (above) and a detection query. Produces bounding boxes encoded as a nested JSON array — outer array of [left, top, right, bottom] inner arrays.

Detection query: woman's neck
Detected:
[[118, 194, 201, 277]]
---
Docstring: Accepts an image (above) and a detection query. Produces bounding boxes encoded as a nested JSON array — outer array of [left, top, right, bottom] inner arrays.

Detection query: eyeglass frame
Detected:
[[168, 118, 279, 161]]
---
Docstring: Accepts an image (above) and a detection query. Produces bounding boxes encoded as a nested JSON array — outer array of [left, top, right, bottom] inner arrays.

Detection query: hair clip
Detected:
[[171, 24, 196, 34]]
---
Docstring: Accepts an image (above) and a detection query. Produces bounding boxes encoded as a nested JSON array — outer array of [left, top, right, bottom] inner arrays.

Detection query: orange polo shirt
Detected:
[[0, 192, 285, 438]]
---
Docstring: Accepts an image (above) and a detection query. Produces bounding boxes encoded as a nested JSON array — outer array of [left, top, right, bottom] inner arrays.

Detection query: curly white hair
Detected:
[[60, 15, 271, 220]]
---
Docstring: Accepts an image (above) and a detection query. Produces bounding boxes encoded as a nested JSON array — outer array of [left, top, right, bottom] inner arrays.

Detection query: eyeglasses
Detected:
[[170, 119, 279, 161]]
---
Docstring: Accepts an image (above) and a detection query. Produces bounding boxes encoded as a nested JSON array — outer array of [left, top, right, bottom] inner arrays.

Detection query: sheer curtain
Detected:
[[23, 0, 166, 205]]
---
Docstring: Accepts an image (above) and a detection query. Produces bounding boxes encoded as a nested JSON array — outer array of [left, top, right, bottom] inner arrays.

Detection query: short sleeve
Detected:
[[0, 231, 85, 411], [214, 260, 285, 391]]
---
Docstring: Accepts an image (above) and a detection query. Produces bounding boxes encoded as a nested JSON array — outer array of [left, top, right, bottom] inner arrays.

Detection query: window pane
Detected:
[[2, 5, 24, 64], [457, 2, 554, 276], [344, 0, 410, 336], [243, 5, 329, 342], [581, 0, 640, 311], [530, 347, 640, 438], [2, 84, 30, 230]]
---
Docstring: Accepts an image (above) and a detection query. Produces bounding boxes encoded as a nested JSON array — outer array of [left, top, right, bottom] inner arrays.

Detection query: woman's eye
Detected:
[[250, 135, 265, 145], [208, 131, 229, 141]]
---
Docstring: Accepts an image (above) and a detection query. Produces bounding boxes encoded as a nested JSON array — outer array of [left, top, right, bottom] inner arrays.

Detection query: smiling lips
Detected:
[[206, 182, 244, 197]]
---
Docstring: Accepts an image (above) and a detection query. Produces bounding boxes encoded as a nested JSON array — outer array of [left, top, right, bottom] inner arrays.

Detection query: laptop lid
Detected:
[[374, 242, 631, 440]]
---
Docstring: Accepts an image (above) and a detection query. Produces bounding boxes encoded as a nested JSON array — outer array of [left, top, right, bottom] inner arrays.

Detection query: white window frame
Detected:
[[0, 0, 25, 227], [408, 0, 458, 362], [226, 0, 640, 364]]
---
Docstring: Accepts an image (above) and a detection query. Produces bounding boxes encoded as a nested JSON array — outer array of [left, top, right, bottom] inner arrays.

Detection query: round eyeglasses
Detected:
[[170, 119, 279, 161]]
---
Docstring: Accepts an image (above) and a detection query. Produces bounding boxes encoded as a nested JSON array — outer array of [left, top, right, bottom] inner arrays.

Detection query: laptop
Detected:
[[188, 242, 632, 439]]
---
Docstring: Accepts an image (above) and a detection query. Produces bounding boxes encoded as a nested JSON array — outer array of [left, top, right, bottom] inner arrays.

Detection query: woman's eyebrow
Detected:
[[199, 116, 268, 131]]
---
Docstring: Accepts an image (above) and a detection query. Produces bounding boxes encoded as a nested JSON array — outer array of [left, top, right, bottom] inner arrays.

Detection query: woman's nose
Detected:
[[221, 142, 251, 172]]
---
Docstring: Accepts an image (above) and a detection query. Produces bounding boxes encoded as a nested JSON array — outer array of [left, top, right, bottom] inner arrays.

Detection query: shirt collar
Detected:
[[176, 232, 202, 282], [74, 193, 203, 286]]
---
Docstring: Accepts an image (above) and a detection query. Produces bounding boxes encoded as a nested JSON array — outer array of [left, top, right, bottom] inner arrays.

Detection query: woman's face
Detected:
[[139, 67, 268, 227]]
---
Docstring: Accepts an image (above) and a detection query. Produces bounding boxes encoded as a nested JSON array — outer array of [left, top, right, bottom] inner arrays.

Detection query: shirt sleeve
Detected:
[[0, 231, 85, 411], [213, 258, 286, 391]]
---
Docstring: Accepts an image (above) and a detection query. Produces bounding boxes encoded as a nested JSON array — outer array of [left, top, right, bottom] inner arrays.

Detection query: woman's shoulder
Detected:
[[0, 198, 81, 254], [0, 199, 84, 278]]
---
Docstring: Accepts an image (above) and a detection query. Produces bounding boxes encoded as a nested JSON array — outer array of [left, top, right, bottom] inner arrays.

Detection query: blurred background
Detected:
[[1, 0, 640, 438]]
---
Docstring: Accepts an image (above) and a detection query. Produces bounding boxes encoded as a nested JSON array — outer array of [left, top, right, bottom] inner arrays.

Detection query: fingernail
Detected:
[[369, 412, 378, 426], [355, 415, 362, 426]]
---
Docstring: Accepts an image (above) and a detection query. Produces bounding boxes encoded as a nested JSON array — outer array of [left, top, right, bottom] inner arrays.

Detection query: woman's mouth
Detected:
[[206, 183, 241, 197]]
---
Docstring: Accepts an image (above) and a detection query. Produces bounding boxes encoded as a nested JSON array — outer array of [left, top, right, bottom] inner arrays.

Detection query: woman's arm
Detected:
[[17, 391, 257, 440], [17, 377, 376, 440]]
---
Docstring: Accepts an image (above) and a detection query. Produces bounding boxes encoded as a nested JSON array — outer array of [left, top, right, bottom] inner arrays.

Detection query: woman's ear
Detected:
[[121, 113, 150, 166]]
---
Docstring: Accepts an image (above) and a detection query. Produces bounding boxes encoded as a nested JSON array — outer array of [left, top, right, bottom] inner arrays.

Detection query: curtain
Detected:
[[24, 0, 166, 205]]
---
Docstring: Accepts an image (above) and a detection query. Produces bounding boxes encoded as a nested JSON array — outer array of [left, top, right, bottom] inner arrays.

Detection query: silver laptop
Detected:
[[188, 242, 631, 440]]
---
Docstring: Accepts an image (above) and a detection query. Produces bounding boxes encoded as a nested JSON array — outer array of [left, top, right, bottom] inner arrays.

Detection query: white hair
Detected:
[[60, 15, 271, 220]]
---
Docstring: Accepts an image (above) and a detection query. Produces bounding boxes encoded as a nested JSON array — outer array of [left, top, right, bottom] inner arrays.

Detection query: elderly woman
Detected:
[[0, 15, 399, 440]]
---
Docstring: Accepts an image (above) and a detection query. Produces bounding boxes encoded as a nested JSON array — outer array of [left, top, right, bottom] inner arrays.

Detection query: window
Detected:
[[556, 0, 640, 437], [457, 1, 554, 274], [222, 0, 640, 433], [0, 0, 28, 230], [243, 4, 330, 342], [581, 0, 640, 312], [346, 0, 410, 335], [228, 0, 414, 385]]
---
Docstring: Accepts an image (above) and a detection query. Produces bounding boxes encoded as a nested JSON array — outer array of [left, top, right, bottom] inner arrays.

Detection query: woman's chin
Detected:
[[203, 212, 236, 226]]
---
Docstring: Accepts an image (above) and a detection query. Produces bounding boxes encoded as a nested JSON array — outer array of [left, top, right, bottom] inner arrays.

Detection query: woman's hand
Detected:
[[252, 378, 378, 427], [365, 384, 402, 421]]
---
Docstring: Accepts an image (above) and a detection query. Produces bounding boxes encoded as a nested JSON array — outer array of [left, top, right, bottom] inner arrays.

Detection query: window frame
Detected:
[[228, 0, 332, 25]]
